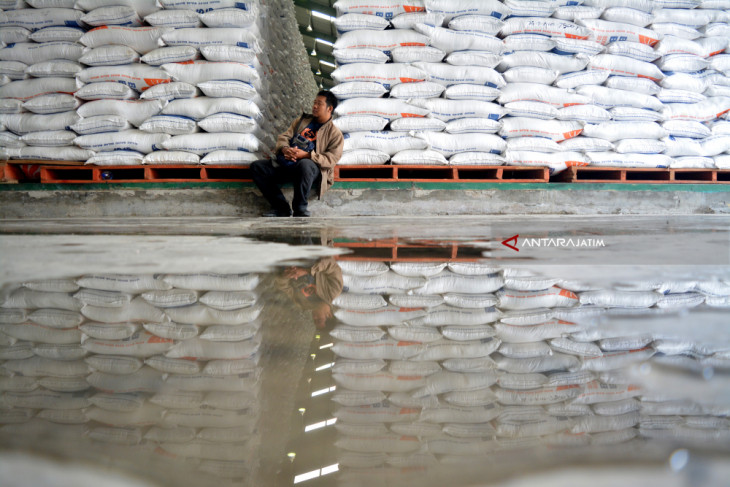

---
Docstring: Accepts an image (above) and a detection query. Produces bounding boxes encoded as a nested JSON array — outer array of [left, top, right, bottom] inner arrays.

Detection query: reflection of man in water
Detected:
[[276, 257, 343, 329]]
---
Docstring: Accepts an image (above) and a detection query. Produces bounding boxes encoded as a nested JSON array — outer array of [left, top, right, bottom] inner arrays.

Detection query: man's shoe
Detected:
[[293, 209, 311, 217], [263, 209, 292, 217]]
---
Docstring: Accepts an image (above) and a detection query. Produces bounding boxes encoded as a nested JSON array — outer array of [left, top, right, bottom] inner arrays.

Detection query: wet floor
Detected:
[[0, 216, 729, 487]]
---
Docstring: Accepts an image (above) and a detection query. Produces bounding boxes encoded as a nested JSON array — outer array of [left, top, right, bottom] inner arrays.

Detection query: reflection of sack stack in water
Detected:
[[331, 261, 730, 477], [0, 272, 263, 483]]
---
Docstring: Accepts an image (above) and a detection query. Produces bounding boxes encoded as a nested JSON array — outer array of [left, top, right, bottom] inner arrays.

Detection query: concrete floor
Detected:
[[1, 215, 728, 284], [1, 215, 730, 487], [2, 182, 730, 218]]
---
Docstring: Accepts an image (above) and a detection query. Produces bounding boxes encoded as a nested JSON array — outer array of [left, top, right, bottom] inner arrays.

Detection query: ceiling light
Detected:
[[315, 38, 334, 47], [312, 10, 335, 22]]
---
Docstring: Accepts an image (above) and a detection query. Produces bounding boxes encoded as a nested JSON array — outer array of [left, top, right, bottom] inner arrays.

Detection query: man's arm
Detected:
[[274, 116, 301, 156], [308, 126, 344, 169]]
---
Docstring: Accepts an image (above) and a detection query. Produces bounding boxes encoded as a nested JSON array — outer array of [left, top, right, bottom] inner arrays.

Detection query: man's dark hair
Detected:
[[317, 90, 338, 111]]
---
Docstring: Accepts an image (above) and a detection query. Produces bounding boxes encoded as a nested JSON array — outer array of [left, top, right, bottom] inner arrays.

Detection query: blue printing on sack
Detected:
[[153, 114, 196, 121], [551, 48, 575, 56], [235, 2, 248, 10], [210, 112, 253, 119]]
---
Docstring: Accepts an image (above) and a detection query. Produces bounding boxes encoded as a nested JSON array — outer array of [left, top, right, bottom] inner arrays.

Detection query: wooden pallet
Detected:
[[36, 164, 253, 183], [334, 165, 550, 183], [3, 162, 43, 182], [554, 166, 730, 184], [334, 238, 483, 262], [8, 160, 730, 186]]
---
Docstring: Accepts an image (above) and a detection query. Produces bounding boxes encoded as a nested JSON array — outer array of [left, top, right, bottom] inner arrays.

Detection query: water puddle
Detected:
[[0, 216, 729, 486]]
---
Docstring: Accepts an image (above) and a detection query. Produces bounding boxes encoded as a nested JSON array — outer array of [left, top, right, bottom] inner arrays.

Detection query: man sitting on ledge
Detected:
[[251, 90, 344, 218]]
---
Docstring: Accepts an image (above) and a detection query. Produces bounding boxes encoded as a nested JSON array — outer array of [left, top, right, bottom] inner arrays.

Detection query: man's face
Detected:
[[312, 96, 331, 120]]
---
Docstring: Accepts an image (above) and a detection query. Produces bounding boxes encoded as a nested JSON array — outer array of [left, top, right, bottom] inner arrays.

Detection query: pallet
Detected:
[[554, 166, 730, 184], [6, 159, 84, 166], [334, 165, 550, 183], [0, 163, 11, 184], [2, 162, 42, 182], [334, 238, 483, 262], [35, 164, 253, 183]]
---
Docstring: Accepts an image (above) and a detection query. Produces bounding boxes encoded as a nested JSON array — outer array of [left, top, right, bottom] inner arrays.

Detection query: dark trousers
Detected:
[[250, 158, 321, 213]]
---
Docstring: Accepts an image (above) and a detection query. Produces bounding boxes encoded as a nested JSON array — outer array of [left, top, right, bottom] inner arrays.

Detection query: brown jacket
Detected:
[[274, 113, 344, 198], [275, 258, 344, 311]]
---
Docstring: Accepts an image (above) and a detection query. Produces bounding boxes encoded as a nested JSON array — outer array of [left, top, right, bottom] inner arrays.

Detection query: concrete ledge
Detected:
[[1, 182, 730, 218]]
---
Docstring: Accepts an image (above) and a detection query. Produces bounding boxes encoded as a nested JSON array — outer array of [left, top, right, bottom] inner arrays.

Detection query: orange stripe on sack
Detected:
[[399, 77, 424, 83], [400, 42, 426, 47], [403, 6, 425, 12], [399, 408, 420, 415], [630, 347, 653, 353], [637, 74, 660, 82], [397, 341, 421, 347], [638, 35, 658, 46], [559, 289, 578, 299], [557, 384, 581, 391], [562, 129, 582, 139], [148, 335, 174, 344], [143, 78, 170, 88], [565, 33, 589, 40], [566, 160, 589, 167], [400, 113, 425, 118]]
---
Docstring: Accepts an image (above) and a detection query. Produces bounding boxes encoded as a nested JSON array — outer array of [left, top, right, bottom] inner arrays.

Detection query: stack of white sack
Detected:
[[0, 272, 263, 481], [153, 0, 316, 165], [647, 4, 730, 169], [499, 0, 730, 172], [497, 8, 597, 174], [0, 2, 93, 162], [153, 0, 262, 165], [2, 0, 317, 166], [331, 0, 512, 166], [72, 0, 176, 165], [328, 262, 730, 475], [329, 0, 730, 173]]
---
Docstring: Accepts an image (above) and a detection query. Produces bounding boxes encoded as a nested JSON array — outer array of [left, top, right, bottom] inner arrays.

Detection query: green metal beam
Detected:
[[293, 0, 336, 18]]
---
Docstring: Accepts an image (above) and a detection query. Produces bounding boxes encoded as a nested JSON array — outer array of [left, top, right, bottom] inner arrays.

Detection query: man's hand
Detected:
[[290, 147, 310, 161], [284, 266, 309, 279], [281, 147, 296, 161]]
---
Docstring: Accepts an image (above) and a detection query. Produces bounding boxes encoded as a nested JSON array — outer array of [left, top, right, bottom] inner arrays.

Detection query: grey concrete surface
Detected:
[[1, 184, 730, 218]]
